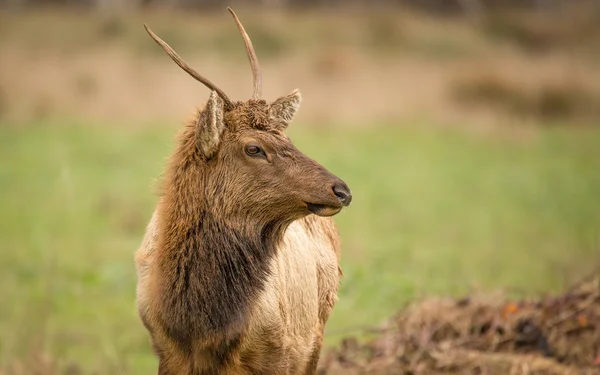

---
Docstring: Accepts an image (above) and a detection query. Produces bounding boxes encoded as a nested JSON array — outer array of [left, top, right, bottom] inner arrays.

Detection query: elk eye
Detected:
[[245, 144, 266, 158]]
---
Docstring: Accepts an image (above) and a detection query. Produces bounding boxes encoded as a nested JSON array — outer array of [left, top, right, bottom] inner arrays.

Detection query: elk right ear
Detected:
[[269, 89, 302, 127], [196, 91, 225, 159]]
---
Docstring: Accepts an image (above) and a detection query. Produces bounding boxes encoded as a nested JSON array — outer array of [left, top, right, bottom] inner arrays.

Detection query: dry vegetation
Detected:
[[481, 5, 600, 53], [319, 275, 600, 375], [2, 5, 600, 127], [451, 64, 600, 123], [448, 4, 600, 125]]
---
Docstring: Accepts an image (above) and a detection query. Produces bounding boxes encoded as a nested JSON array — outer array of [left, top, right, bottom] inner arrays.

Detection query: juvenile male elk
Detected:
[[135, 8, 352, 375]]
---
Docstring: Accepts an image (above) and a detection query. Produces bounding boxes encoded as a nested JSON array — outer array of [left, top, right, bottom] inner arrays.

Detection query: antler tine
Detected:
[[228, 7, 262, 100], [144, 24, 233, 108]]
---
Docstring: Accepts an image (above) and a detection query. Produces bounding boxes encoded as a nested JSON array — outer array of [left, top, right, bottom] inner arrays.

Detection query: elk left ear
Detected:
[[269, 89, 301, 128], [196, 91, 225, 159]]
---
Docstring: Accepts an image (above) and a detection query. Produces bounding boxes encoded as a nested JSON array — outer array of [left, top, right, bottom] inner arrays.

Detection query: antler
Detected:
[[143, 24, 233, 109], [228, 7, 262, 99]]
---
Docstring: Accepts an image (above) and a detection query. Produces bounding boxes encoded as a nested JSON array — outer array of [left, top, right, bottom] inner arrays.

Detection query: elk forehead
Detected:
[[225, 99, 292, 132]]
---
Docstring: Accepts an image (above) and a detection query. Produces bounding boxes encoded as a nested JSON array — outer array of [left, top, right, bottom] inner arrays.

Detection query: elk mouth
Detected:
[[306, 202, 343, 217]]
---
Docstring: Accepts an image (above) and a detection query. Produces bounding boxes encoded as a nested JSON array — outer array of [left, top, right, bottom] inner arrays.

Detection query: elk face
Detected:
[[144, 8, 351, 222], [232, 127, 352, 218], [198, 91, 351, 223]]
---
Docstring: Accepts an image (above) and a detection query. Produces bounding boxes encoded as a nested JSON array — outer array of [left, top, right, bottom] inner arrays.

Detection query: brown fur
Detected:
[[136, 11, 351, 375]]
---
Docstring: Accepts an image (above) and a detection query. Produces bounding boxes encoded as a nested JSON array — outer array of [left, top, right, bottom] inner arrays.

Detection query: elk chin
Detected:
[[306, 202, 343, 217]]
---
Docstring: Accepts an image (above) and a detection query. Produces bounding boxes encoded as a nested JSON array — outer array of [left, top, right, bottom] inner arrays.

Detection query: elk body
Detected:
[[134, 8, 352, 375]]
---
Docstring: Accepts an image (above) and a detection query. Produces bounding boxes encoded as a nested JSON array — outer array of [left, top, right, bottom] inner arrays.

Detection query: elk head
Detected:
[[145, 8, 351, 228]]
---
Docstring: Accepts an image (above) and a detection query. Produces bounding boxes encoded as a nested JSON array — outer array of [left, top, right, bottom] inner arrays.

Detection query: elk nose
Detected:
[[332, 181, 352, 206]]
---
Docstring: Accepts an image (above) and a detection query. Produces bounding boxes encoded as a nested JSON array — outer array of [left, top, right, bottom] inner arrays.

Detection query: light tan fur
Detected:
[[135, 211, 341, 374]]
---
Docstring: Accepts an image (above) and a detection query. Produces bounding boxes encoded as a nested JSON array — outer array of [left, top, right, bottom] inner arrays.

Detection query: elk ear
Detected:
[[269, 89, 301, 128], [196, 91, 225, 158]]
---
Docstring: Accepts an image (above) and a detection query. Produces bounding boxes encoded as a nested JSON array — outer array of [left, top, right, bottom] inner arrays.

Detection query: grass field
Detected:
[[1, 119, 600, 374]]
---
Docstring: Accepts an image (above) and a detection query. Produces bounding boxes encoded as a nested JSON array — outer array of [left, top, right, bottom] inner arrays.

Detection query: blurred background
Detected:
[[1, 0, 600, 373]]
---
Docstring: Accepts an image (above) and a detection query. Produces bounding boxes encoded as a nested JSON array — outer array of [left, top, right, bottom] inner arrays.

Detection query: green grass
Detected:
[[1, 119, 599, 374]]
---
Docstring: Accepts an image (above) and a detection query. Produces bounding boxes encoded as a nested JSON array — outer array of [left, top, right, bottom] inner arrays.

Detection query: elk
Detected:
[[134, 8, 352, 375]]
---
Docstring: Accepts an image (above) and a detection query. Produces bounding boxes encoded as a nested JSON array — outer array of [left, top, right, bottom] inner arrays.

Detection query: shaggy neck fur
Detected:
[[153, 121, 287, 356]]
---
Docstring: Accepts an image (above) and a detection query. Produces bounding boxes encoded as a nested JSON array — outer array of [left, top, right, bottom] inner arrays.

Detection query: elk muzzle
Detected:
[[332, 181, 352, 206], [305, 177, 352, 217]]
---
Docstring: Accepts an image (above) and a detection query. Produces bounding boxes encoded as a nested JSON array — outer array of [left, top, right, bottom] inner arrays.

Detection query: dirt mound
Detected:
[[319, 276, 600, 375]]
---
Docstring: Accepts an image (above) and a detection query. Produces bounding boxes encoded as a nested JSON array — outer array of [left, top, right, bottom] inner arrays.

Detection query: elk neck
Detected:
[[153, 124, 290, 354]]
